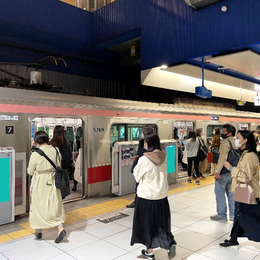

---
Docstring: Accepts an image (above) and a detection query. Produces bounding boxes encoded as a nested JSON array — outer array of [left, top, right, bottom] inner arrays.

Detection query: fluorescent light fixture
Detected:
[[160, 64, 168, 69]]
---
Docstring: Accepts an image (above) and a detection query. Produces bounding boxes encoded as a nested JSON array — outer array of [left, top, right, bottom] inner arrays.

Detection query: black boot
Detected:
[[126, 201, 135, 208]]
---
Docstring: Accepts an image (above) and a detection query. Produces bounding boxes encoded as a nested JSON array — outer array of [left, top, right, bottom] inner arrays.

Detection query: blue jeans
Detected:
[[214, 173, 234, 219]]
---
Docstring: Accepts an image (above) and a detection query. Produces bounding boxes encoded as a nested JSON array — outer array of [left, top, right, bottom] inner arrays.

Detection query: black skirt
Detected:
[[232, 198, 260, 242], [130, 196, 176, 250]]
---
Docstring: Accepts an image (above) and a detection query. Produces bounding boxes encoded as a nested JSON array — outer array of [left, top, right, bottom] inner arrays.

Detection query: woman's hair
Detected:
[[188, 130, 196, 142], [143, 125, 154, 136], [214, 128, 220, 135], [34, 131, 49, 145], [50, 125, 67, 147], [145, 133, 161, 152], [195, 128, 202, 137], [238, 130, 257, 154]]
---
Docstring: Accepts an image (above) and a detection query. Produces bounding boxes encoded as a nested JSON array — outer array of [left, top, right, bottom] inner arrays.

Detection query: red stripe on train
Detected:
[[88, 165, 111, 184]]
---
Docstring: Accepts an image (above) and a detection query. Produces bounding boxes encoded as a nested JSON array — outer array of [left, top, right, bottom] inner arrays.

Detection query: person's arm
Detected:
[[231, 153, 254, 183], [215, 140, 229, 173], [27, 153, 37, 176], [133, 157, 147, 183]]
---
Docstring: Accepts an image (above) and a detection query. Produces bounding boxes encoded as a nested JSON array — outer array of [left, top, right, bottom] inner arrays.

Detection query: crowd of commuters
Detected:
[[27, 124, 260, 256]]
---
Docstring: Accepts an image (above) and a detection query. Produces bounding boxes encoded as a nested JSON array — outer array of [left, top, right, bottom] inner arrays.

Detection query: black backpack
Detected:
[[36, 148, 70, 198], [215, 139, 241, 174]]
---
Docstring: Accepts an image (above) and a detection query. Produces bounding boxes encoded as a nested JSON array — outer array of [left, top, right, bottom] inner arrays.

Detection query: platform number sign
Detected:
[[255, 96, 260, 106], [6, 126, 14, 134]]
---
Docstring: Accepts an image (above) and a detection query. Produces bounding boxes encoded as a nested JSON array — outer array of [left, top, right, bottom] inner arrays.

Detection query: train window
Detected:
[[206, 125, 223, 146], [111, 124, 157, 146], [257, 126, 260, 132], [238, 123, 249, 130], [173, 121, 194, 146]]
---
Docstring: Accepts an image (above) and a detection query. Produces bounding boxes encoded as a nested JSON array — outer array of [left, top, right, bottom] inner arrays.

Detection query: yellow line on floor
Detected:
[[0, 178, 215, 244]]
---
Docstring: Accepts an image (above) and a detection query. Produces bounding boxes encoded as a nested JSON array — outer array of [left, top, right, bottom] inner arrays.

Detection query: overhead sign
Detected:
[[255, 96, 260, 106], [211, 116, 219, 120], [1, 115, 18, 121]]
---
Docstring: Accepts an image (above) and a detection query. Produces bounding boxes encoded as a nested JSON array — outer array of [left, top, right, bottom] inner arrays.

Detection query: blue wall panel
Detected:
[[94, 0, 260, 70]]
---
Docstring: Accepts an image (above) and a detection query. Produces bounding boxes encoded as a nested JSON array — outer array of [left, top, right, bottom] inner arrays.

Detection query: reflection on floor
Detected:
[[65, 180, 82, 201], [2, 180, 260, 260]]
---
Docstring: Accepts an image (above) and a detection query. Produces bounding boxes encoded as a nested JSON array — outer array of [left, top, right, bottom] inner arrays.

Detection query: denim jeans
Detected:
[[214, 173, 234, 219]]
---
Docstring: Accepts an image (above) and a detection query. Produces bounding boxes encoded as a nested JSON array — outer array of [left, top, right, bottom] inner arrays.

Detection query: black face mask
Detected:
[[221, 133, 228, 139]]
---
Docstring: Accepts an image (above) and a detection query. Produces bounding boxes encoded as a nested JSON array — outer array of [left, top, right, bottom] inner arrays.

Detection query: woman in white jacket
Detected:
[[130, 133, 176, 260]]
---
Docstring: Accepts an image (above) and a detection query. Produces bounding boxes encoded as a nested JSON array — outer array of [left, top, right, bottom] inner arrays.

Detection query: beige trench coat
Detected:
[[231, 150, 260, 198], [27, 145, 66, 229]]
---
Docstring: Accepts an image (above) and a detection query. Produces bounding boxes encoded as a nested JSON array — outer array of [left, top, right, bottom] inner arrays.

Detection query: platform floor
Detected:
[[1, 176, 260, 260]]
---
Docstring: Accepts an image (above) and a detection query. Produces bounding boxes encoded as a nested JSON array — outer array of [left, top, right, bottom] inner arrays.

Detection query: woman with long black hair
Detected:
[[50, 125, 76, 194], [130, 133, 176, 259], [186, 130, 200, 185], [220, 130, 260, 248]]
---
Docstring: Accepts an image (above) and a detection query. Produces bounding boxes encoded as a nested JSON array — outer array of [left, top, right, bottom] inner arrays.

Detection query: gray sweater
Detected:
[[186, 138, 199, 158]]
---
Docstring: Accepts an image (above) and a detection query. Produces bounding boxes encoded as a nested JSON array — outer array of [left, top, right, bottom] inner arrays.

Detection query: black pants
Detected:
[[187, 157, 200, 178]]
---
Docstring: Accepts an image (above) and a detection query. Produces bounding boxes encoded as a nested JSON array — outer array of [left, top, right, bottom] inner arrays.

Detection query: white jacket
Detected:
[[133, 149, 168, 200]]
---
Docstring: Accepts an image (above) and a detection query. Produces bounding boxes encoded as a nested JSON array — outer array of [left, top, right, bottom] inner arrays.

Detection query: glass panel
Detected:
[[15, 159, 23, 206], [238, 123, 249, 130], [173, 121, 194, 147], [206, 125, 223, 146]]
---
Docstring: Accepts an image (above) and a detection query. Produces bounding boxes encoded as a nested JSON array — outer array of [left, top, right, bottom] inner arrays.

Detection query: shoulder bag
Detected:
[[36, 148, 70, 198], [233, 172, 257, 205]]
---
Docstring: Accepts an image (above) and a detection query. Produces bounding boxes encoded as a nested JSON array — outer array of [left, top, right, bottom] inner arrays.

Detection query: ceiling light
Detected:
[[160, 65, 168, 69]]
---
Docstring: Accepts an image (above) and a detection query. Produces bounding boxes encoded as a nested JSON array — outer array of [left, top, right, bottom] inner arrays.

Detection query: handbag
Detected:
[[197, 138, 208, 162], [233, 173, 257, 205], [211, 146, 219, 154], [36, 148, 70, 198]]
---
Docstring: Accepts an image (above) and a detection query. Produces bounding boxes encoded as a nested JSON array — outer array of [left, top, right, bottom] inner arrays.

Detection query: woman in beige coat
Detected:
[[220, 130, 260, 248], [28, 131, 66, 243]]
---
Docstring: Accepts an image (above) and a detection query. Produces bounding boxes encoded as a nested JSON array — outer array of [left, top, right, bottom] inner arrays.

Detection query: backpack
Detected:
[[215, 139, 241, 174], [197, 138, 208, 162], [36, 148, 70, 198]]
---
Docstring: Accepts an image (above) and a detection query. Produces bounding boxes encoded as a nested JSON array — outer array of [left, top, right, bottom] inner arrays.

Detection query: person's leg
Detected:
[[187, 157, 193, 183], [193, 157, 200, 184], [55, 223, 66, 243], [226, 175, 235, 220], [127, 182, 138, 208], [211, 175, 228, 220]]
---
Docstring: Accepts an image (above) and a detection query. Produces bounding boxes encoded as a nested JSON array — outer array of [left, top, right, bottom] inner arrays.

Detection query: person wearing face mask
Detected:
[[210, 124, 237, 222], [219, 130, 260, 248], [209, 128, 221, 176], [126, 126, 154, 208], [131, 133, 177, 259]]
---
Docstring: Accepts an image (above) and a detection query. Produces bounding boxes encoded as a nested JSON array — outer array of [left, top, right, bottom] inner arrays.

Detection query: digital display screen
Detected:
[[166, 145, 175, 174], [0, 157, 10, 203]]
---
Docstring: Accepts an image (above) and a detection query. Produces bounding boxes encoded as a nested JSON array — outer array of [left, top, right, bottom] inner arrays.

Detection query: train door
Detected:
[[30, 117, 84, 202]]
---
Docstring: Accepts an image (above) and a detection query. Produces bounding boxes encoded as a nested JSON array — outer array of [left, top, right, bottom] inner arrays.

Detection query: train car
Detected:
[[0, 87, 259, 212]]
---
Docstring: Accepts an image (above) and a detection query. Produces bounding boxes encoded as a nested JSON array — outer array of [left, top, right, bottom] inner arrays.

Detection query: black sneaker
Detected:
[[141, 249, 155, 259], [187, 179, 192, 183], [35, 232, 42, 239], [126, 201, 135, 208], [168, 242, 176, 259], [196, 180, 200, 185], [219, 239, 239, 248]]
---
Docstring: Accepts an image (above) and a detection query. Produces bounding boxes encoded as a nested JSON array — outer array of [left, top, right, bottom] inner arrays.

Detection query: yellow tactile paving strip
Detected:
[[0, 177, 215, 244]]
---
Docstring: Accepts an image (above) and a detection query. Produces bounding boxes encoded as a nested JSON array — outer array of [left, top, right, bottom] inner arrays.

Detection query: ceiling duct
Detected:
[[184, 0, 224, 9]]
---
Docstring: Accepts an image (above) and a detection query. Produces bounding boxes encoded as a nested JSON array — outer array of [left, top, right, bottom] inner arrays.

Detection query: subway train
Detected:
[[0, 87, 259, 211]]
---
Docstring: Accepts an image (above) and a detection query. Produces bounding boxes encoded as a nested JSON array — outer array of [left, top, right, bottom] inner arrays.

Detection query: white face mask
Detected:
[[141, 133, 145, 139], [235, 139, 244, 148]]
